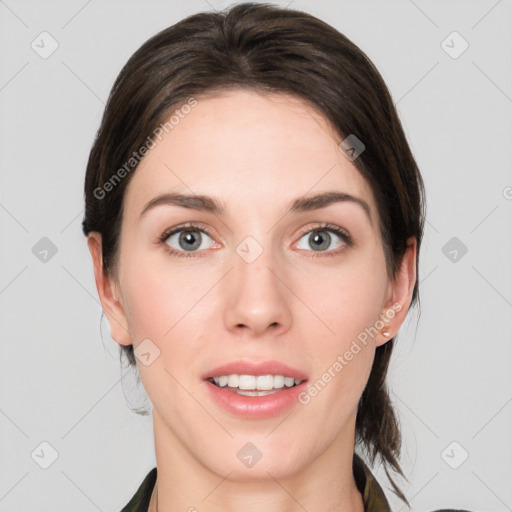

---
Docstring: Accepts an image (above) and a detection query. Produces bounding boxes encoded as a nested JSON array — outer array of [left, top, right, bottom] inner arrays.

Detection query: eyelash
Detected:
[[158, 222, 353, 259]]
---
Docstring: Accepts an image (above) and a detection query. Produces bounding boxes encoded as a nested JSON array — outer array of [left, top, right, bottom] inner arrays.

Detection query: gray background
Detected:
[[0, 0, 511, 511]]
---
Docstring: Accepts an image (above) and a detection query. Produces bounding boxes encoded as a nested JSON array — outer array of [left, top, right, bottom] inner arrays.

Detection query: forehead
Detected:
[[123, 89, 377, 223]]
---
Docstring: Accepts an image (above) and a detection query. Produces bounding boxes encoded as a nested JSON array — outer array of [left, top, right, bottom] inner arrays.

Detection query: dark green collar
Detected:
[[119, 466, 156, 512]]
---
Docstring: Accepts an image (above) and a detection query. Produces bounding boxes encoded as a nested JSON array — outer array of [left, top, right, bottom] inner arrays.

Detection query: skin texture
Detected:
[[88, 89, 416, 512]]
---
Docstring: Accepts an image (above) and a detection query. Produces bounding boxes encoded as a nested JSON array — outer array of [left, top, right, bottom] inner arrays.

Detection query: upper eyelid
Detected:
[[160, 222, 215, 239], [296, 223, 349, 237]]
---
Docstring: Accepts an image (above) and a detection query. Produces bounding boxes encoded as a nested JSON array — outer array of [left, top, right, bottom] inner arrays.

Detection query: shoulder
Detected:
[[119, 467, 157, 512]]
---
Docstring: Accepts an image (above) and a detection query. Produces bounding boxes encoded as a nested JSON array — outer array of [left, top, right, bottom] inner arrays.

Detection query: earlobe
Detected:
[[87, 233, 132, 347], [376, 237, 417, 346]]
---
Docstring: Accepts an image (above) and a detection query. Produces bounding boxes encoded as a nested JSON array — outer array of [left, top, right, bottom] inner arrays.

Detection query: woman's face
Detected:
[[90, 89, 414, 479]]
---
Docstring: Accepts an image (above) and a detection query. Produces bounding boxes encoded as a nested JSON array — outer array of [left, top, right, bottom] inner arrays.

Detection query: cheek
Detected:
[[121, 273, 172, 339], [295, 248, 389, 344], [117, 247, 172, 344], [118, 246, 213, 358], [292, 246, 388, 400]]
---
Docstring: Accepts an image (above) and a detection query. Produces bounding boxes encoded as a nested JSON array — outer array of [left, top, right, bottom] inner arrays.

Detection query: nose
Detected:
[[223, 240, 292, 338]]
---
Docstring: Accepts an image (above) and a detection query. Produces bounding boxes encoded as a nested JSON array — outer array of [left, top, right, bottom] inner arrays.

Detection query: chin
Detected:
[[200, 437, 309, 481]]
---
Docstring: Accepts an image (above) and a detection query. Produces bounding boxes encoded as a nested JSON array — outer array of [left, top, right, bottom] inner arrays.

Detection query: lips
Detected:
[[202, 359, 309, 382]]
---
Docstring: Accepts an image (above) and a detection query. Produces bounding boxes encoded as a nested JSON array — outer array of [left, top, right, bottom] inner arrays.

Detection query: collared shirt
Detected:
[[119, 453, 471, 512]]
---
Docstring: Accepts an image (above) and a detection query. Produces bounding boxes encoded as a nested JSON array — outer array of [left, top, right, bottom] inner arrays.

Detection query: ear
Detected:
[[87, 232, 132, 347], [376, 236, 417, 347]]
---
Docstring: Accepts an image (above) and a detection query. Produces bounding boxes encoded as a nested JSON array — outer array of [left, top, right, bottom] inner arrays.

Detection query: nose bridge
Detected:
[[235, 234, 276, 290], [223, 231, 291, 335]]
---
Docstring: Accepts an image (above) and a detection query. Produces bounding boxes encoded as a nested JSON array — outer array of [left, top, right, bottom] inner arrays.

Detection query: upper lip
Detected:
[[202, 360, 309, 381]]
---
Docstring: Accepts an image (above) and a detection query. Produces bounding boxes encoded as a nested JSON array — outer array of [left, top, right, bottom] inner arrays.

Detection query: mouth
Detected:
[[206, 374, 305, 396], [202, 359, 308, 397], [202, 360, 309, 419]]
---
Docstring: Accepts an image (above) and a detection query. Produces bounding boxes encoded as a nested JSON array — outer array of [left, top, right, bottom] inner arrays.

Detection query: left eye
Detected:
[[164, 229, 214, 253], [296, 228, 349, 253]]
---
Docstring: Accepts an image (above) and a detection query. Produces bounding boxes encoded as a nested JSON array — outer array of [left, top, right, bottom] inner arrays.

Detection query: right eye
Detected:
[[159, 223, 217, 258]]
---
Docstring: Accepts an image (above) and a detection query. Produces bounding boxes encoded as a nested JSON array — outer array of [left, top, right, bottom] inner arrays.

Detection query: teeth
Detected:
[[211, 374, 302, 390]]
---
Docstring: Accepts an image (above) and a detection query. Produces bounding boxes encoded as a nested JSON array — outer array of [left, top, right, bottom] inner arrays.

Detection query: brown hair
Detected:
[[82, 2, 425, 505]]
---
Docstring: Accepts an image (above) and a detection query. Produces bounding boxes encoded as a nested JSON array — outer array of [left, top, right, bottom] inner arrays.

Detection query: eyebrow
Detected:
[[139, 191, 372, 224]]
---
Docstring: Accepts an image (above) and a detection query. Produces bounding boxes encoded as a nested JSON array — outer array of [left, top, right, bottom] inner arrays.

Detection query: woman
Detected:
[[82, 3, 473, 511]]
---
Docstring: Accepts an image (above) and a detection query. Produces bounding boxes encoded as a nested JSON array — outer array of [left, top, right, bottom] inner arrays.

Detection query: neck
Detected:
[[149, 410, 364, 512]]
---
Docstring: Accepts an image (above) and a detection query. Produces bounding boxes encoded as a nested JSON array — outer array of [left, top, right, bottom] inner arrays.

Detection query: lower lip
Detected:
[[203, 380, 308, 419]]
